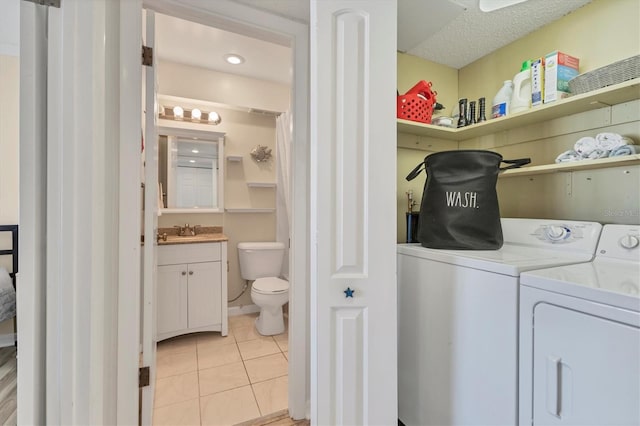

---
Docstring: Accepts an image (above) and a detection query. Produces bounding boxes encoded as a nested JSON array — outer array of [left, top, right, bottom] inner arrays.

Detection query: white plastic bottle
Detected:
[[492, 80, 513, 119], [510, 60, 532, 114]]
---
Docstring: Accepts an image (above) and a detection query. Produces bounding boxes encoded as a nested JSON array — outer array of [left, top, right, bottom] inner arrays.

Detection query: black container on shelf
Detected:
[[457, 98, 468, 128], [406, 212, 420, 243]]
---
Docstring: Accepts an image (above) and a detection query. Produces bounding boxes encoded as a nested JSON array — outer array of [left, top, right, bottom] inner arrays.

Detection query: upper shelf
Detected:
[[500, 154, 640, 178], [398, 78, 640, 141]]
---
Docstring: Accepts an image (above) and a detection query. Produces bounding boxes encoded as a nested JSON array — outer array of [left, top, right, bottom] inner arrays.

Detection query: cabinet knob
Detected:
[[189, 271, 194, 276], [181, 271, 187, 276]]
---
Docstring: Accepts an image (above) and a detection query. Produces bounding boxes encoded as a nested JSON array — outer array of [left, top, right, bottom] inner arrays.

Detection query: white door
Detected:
[[20, 0, 144, 423], [141, 9, 159, 425], [311, 1, 398, 424]]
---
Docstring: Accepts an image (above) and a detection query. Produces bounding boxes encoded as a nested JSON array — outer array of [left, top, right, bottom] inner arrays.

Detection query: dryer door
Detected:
[[532, 303, 640, 425]]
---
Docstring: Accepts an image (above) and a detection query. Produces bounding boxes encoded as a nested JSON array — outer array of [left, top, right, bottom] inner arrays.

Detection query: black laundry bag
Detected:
[[406, 150, 530, 250]]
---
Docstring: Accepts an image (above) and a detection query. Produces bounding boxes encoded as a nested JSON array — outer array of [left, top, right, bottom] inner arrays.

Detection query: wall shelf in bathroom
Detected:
[[247, 182, 277, 188], [499, 154, 640, 178], [226, 155, 243, 162], [398, 78, 640, 142], [225, 208, 276, 213]]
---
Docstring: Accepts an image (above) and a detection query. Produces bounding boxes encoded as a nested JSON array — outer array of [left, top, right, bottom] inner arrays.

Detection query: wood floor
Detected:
[[0, 346, 16, 425], [234, 409, 309, 426]]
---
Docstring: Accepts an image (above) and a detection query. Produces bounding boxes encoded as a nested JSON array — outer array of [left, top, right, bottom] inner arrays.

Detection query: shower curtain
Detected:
[[276, 111, 291, 277]]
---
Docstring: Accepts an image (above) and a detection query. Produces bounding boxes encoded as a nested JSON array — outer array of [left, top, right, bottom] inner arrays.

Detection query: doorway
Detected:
[[141, 1, 309, 423]]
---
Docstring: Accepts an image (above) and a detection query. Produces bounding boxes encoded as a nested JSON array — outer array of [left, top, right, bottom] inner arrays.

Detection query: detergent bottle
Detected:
[[510, 60, 532, 114], [491, 80, 513, 119]]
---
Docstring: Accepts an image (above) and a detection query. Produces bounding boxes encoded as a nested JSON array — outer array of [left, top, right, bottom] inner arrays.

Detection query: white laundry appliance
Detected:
[[519, 224, 640, 426], [397, 218, 603, 426]]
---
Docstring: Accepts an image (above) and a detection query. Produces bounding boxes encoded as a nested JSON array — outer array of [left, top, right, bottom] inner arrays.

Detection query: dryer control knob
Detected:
[[545, 225, 569, 241], [620, 234, 639, 249]]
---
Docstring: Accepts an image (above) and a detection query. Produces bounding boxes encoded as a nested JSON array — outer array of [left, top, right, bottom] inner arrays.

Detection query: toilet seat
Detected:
[[252, 277, 289, 294]]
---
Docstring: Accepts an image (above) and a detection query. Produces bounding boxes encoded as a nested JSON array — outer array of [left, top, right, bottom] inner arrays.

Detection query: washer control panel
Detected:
[[597, 225, 640, 262], [501, 219, 602, 254], [534, 224, 584, 244]]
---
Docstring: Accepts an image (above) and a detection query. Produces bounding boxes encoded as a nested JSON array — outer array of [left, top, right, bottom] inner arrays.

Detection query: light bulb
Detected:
[[173, 106, 184, 119], [208, 111, 221, 124], [191, 108, 201, 120]]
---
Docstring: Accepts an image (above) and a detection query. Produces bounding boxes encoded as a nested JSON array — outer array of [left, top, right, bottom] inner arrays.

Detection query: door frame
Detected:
[[139, 0, 310, 418]]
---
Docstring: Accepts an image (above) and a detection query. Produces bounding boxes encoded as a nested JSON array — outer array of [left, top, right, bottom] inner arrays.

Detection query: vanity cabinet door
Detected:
[[187, 261, 222, 329], [157, 264, 189, 335]]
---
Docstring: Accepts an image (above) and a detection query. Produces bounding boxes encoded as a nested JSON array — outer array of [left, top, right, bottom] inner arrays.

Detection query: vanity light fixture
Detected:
[[159, 105, 222, 126], [224, 53, 245, 65]]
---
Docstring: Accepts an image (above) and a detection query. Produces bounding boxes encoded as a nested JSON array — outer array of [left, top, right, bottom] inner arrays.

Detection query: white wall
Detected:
[[157, 61, 289, 307], [158, 59, 289, 113]]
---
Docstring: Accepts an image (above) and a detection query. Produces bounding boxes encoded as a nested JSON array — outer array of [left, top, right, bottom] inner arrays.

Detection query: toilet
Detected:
[[237, 242, 289, 336]]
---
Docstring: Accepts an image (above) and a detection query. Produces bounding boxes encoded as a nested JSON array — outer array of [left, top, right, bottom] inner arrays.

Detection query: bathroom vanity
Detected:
[[156, 230, 228, 341]]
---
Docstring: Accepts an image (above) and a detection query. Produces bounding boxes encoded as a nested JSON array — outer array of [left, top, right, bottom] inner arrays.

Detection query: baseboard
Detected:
[[0, 333, 16, 348], [228, 304, 260, 316]]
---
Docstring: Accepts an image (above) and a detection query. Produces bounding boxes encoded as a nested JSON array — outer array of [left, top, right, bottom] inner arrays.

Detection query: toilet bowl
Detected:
[[237, 242, 289, 336], [251, 277, 289, 335]]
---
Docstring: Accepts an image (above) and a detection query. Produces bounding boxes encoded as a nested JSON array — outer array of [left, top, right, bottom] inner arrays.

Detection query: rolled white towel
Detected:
[[584, 148, 609, 159], [555, 150, 582, 163], [595, 133, 633, 151], [574, 137, 597, 156], [609, 144, 638, 157]]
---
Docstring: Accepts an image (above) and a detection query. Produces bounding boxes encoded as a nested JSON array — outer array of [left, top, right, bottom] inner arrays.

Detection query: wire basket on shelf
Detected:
[[397, 80, 437, 124], [568, 55, 640, 95]]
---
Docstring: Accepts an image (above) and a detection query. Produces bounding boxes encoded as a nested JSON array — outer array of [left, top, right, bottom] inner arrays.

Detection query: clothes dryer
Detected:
[[519, 224, 640, 425], [397, 218, 603, 426]]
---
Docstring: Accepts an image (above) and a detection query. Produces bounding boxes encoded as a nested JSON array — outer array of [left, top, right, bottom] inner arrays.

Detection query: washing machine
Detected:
[[519, 224, 640, 425], [397, 218, 603, 426]]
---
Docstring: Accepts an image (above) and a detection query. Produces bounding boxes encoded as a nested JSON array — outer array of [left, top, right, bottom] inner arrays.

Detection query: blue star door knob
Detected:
[[344, 287, 355, 298]]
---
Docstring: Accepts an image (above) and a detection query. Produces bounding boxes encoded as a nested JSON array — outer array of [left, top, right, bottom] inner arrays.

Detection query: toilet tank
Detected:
[[237, 242, 285, 280]]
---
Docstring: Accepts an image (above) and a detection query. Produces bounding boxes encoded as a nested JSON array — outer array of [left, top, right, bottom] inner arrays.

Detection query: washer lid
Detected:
[[397, 243, 594, 277], [253, 277, 289, 293]]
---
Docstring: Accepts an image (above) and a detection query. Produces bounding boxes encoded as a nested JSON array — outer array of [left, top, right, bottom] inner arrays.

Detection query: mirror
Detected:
[[158, 126, 225, 213]]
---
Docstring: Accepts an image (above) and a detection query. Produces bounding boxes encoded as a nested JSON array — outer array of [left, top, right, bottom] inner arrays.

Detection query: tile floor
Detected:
[[153, 313, 289, 426]]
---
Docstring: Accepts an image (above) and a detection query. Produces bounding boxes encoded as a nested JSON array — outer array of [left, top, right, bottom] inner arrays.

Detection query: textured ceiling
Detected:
[[406, 0, 593, 69]]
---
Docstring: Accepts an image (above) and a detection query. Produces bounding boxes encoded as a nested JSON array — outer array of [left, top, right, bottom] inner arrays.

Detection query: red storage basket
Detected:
[[397, 80, 437, 124]]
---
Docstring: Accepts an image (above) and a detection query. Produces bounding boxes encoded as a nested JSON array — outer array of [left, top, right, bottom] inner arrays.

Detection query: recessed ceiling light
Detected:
[[192, 149, 199, 153], [224, 54, 245, 65]]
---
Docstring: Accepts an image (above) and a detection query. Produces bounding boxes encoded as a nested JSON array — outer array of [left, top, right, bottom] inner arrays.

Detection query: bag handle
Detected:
[[500, 157, 531, 171], [406, 161, 425, 181]]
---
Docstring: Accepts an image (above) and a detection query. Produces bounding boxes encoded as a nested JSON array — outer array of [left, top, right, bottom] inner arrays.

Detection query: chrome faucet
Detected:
[[174, 223, 201, 236]]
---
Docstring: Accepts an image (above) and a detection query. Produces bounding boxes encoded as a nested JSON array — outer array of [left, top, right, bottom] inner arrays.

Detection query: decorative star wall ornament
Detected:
[[344, 287, 355, 298], [250, 145, 272, 162]]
